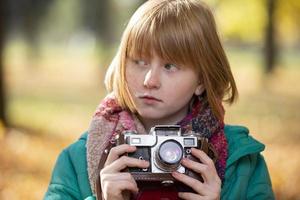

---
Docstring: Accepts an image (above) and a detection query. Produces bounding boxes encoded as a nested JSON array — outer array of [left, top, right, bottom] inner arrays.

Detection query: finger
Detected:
[[105, 144, 137, 166], [181, 158, 215, 183], [101, 172, 137, 183], [103, 179, 139, 196], [178, 192, 203, 200], [172, 171, 204, 194], [104, 155, 149, 173], [191, 148, 215, 167], [179, 188, 221, 200], [101, 172, 138, 194]]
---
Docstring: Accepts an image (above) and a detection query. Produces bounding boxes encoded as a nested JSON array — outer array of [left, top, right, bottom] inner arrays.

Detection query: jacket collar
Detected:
[[224, 125, 265, 167]]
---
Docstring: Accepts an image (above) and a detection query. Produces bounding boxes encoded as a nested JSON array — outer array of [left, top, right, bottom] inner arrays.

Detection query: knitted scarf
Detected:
[[86, 93, 227, 195]]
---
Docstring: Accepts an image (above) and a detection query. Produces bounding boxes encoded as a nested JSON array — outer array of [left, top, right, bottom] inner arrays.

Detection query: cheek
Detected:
[[166, 83, 195, 105], [126, 67, 141, 90], [172, 78, 198, 95], [125, 66, 134, 81]]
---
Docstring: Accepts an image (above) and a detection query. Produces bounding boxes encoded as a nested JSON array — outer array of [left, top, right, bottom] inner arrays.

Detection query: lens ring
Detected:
[[158, 140, 183, 165]]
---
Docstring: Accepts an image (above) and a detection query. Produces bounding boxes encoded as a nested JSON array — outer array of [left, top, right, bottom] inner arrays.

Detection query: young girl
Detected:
[[45, 0, 274, 199]]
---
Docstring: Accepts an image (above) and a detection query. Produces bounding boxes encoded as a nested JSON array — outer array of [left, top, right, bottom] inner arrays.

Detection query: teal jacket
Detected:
[[44, 125, 275, 200]]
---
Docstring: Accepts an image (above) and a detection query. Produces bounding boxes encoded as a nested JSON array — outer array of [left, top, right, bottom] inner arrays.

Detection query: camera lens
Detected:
[[158, 140, 183, 165]]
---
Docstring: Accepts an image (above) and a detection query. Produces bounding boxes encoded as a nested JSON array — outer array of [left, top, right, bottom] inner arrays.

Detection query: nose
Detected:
[[143, 68, 161, 89]]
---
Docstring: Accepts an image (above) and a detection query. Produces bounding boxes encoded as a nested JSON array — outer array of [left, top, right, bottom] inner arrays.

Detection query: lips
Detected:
[[137, 94, 163, 102]]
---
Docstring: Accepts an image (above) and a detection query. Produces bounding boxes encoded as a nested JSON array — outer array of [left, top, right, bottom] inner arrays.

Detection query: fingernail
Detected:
[[192, 147, 202, 153], [181, 158, 187, 163], [142, 160, 149, 165], [172, 171, 179, 176], [130, 147, 137, 152], [178, 192, 182, 198], [132, 189, 139, 196]]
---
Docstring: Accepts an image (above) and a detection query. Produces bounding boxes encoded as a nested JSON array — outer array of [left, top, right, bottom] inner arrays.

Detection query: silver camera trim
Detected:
[[124, 125, 198, 174]]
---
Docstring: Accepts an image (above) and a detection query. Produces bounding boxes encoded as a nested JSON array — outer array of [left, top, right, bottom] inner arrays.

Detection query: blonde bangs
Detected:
[[126, 1, 198, 71]]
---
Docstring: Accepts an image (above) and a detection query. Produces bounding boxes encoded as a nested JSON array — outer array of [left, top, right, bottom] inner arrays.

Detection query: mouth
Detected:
[[137, 94, 163, 102]]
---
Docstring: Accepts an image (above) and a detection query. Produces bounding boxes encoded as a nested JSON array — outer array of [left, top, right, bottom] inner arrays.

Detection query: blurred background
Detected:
[[0, 0, 299, 199]]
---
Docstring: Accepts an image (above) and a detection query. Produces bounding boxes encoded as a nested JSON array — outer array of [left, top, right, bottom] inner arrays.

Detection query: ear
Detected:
[[194, 84, 205, 96]]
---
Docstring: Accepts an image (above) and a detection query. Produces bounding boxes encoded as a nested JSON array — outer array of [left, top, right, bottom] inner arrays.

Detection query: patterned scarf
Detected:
[[86, 93, 227, 195]]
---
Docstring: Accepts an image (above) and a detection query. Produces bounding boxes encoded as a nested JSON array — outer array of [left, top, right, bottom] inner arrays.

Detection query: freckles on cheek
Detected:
[[165, 90, 178, 97], [125, 70, 133, 84], [126, 74, 137, 86], [125, 67, 136, 80], [125, 73, 138, 92]]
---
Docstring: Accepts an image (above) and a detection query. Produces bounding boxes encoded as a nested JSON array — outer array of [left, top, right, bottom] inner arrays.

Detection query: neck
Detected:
[[138, 107, 189, 133]]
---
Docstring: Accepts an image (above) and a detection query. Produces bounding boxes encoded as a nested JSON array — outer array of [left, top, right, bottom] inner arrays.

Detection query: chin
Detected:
[[137, 111, 166, 121]]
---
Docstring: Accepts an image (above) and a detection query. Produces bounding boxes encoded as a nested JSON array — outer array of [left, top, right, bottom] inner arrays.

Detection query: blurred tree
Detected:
[[81, 0, 114, 46], [80, 0, 148, 47], [0, 0, 56, 128], [0, 0, 8, 126], [264, 0, 278, 73], [7, 0, 55, 59]]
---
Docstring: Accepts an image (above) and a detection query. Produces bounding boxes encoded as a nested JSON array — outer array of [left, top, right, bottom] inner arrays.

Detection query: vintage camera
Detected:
[[123, 125, 210, 185]]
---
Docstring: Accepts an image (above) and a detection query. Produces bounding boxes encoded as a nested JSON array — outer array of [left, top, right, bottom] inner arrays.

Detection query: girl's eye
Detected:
[[134, 59, 148, 66], [164, 63, 178, 71]]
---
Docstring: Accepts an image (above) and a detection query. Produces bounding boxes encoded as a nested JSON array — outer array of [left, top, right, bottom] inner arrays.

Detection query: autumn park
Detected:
[[0, 0, 299, 199]]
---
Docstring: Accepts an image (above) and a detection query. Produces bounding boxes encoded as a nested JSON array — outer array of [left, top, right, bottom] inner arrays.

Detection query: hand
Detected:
[[100, 144, 150, 200], [172, 148, 221, 200]]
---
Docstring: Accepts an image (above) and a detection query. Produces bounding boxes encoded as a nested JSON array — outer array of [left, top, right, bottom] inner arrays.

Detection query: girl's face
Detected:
[[125, 52, 203, 128]]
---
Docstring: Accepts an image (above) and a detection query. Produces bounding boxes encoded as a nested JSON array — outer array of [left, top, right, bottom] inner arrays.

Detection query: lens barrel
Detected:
[[156, 140, 183, 171]]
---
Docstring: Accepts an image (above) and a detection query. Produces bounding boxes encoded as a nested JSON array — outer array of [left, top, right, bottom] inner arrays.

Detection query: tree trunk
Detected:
[[0, 0, 8, 126], [264, 0, 277, 74], [82, 0, 114, 46]]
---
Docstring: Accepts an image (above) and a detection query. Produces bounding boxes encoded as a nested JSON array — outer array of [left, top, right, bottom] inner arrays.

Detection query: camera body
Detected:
[[124, 125, 199, 178]]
